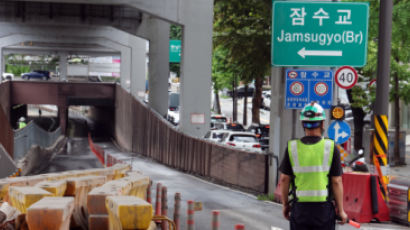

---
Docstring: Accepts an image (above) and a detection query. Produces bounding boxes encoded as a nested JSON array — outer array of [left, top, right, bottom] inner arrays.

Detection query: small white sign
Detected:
[[137, 91, 145, 98], [191, 113, 205, 124], [335, 66, 358, 89]]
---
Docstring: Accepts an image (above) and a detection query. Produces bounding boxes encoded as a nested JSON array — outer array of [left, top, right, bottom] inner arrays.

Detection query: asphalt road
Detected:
[[99, 142, 408, 230]]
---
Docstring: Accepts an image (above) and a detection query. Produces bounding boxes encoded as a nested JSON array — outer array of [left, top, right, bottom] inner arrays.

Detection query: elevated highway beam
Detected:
[[5, 0, 213, 137]]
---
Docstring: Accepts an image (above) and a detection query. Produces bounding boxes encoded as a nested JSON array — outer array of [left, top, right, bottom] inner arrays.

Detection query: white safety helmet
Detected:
[[19, 117, 26, 122]]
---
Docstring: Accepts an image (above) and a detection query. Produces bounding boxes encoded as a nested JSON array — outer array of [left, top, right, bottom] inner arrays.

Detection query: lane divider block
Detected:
[[106, 196, 153, 230], [26, 197, 74, 230], [8, 186, 52, 213]]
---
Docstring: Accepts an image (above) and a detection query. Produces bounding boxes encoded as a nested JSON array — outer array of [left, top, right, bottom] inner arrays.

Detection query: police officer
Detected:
[[18, 117, 27, 129], [279, 102, 347, 230]]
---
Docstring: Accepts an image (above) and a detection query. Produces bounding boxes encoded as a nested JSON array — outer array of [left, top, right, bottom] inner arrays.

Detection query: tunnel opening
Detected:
[[67, 105, 114, 140]]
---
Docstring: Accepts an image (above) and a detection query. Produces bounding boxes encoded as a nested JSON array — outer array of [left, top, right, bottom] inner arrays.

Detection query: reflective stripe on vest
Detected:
[[288, 139, 334, 202]]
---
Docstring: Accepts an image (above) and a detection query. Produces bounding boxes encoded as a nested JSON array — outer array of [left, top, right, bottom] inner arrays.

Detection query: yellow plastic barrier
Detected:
[[106, 196, 153, 230], [36, 180, 67, 197], [26, 197, 74, 230], [8, 186, 52, 213]]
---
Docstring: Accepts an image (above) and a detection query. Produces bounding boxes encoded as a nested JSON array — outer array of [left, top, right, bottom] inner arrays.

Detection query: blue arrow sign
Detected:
[[285, 69, 333, 109], [327, 120, 351, 144]]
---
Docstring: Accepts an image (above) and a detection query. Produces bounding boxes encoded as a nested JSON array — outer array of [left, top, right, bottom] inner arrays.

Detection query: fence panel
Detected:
[[115, 86, 267, 193], [13, 122, 61, 161]]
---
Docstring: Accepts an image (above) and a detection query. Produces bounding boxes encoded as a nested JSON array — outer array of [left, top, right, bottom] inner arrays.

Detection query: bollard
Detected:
[[187, 200, 195, 230], [155, 183, 162, 217], [146, 180, 152, 204], [174, 193, 181, 230], [212, 210, 220, 230], [161, 186, 168, 230], [235, 224, 245, 230]]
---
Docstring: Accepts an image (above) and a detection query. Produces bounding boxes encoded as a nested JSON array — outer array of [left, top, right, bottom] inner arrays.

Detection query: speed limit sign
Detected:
[[335, 66, 358, 89]]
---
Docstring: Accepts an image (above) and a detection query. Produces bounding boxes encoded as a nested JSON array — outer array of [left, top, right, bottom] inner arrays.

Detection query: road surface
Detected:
[[99, 142, 407, 230]]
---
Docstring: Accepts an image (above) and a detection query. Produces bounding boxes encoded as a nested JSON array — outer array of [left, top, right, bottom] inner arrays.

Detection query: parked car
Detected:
[[167, 109, 179, 126], [204, 129, 229, 142], [259, 137, 269, 152], [219, 131, 262, 153], [247, 124, 270, 139], [1, 73, 14, 81], [211, 114, 227, 123], [21, 70, 50, 80], [261, 91, 271, 110], [211, 122, 245, 131], [227, 85, 255, 97]]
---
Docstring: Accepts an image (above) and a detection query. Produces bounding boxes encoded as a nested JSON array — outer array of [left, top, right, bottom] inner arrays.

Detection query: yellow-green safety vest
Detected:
[[288, 138, 334, 202], [19, 121, 27, 129]]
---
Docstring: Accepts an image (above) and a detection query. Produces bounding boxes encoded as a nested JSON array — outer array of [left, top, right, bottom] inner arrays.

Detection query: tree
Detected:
[[213, 0, 271, 124], [351, 0, 410, 163], [212, 46, 241, 117]]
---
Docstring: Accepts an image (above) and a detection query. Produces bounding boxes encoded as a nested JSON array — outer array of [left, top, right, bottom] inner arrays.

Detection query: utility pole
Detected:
[[372, 0, 393, 190]]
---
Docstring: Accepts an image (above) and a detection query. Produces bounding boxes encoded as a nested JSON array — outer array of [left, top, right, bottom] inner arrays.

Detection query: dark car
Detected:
[[247, 124, 270, 139], [226, 122, 245, 131], [227, 85, 255, 97], [259, 137, 269, 151], [22, 70, 50, 80]]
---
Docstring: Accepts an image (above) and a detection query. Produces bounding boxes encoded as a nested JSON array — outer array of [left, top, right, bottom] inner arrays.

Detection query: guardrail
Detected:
[[13, 121, 61, 161]]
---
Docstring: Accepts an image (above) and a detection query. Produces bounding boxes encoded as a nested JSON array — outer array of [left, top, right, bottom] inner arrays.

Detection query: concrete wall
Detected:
[[0, 82, 13, 157]]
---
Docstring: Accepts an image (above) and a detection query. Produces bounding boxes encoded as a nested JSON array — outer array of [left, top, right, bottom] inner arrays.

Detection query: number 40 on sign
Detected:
[[335, 66, 358, 89]]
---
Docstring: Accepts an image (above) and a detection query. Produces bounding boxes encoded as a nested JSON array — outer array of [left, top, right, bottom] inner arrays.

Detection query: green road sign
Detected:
[[170, 40, 181, 63], [272, 1, 369, 67]]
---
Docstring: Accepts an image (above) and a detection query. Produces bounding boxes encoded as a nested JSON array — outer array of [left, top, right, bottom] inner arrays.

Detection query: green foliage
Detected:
[[257, 193, 275, 201], [353, 0, 410, 108], [5, 64, 30, 77], [212, 46, 240, 92], [213, 0, 271, 83]]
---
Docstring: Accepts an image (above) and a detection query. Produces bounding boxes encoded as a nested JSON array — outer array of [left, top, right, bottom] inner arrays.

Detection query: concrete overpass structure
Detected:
[[0, 0, 214, 137]]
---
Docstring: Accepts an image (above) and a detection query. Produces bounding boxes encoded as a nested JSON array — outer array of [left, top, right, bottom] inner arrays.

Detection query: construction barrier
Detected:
[[26, 197, 74, 230], [235, 224, 245, 230], [212, 210, 220, 230], [161, 186, 168, 230], [155, 183, 162, 217], [343, 172, 389, 222], [173, 193, 181, 230], [187, 200, 195, 230], [388, 178, 410, 226], [371, 115, 389, 191]]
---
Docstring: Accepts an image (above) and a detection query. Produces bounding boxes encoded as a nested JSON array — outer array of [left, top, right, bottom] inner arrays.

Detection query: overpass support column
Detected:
[[59, 52, 68, 81], [58, 105, 68, 135], [0, 48, 4, 77], [130, 36, 147, 101], [178, 1, 213, 137], [148, 17, 169, 117]]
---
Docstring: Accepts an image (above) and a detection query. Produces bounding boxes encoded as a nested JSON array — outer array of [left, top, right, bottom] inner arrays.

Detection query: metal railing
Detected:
[[13, 121, 61, 161]]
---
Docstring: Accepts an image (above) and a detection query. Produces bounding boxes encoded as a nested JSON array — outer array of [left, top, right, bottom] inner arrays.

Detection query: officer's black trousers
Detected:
[[290, 201, 336, 230]]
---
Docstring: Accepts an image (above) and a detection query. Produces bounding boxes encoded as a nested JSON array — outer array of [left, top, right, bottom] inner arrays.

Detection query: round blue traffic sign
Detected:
[[327, 120, 351, 144]]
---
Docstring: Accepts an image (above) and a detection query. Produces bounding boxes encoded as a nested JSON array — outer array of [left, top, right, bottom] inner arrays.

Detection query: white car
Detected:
[[204, 130, 229, 142], [219, 131, 263, 153], [167, 109, 179, 126], [262, 91, 271, 110], [1, 73, 14, 81]]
